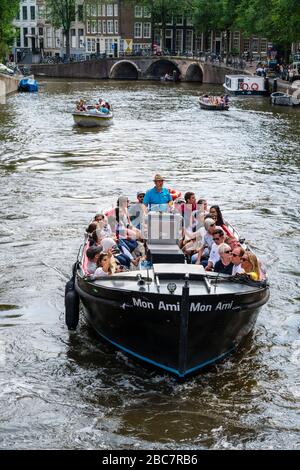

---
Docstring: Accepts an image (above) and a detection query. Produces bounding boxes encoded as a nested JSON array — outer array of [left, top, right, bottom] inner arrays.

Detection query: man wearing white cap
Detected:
[[143, 174, 172, 212]]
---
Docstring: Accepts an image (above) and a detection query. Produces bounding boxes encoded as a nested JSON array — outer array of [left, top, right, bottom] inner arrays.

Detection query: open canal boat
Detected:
[[65, 211, 269, 379]]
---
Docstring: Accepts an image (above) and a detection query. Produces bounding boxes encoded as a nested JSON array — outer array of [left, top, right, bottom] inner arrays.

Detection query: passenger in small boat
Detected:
[[100, 236, 132, 268], [143, 174, 173, 212], [181, 192, 197, 229], [231, 246, 245, 275], [97, 215, 112, 239], [224, 95, 229, 106], [202, 95, 210, 103], [204, 228, 226, 271], [76, 99, 86, 112], [213, 243, 234, 274], [86, 245, 103, 275], [241, 251, 261, 281]]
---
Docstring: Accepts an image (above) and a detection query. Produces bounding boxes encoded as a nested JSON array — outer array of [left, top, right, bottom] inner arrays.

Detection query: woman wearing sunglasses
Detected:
[[241, 251, 261, 281]]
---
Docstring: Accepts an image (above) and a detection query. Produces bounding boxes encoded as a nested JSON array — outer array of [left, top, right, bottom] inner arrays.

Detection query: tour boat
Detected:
[[65, 211, 269, 379], [223, 75, 269, 96], [72, 110, 113, 127], [270, 91, 299, 106], [199, 97, 229, 111]]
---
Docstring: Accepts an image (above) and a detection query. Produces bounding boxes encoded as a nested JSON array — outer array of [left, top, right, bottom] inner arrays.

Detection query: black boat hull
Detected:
[[76, 276, 269, 378]]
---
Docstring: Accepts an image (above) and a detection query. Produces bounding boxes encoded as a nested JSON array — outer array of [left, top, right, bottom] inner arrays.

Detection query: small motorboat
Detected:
[[72, 109, 113, 127], [199, 97, 229, 111], [65, 209, 269, 379], [270, 91, 299, 106], [18, 77, 38, 92]]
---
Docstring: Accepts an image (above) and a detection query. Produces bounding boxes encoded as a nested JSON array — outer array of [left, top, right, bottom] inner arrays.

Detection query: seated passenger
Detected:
[[214, 243, 234, 275], [204, 228, 225, 271], [93, 251, 116, 277], [209, 205, 225, 227], [241, 251, 262, 281], [231, 246, 245, 275], [86, 245, 103, 274], [193, 218, 217, 265]]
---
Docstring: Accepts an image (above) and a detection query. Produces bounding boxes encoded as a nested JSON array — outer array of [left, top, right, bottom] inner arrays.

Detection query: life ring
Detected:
[[251, 82, 259, 91], [240, 82, 249, 91], [168, 188, 182, 201]]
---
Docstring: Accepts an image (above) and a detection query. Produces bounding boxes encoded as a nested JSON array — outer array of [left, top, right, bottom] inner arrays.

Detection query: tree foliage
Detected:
[[45, 0, 77, 57], [0, 0, 19, 61]]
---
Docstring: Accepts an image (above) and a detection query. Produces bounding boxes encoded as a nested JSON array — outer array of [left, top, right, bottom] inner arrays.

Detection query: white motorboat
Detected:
[[270, 91, 299, 106], [72, 110, 113, 127], [223, 75, 269, 96]]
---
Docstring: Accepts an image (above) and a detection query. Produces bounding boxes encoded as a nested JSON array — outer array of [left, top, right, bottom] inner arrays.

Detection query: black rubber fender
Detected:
[[65, 280, 79, 330]]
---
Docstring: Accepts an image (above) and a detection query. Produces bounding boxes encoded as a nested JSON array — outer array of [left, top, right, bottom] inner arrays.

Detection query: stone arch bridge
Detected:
[[32, 56, 238, 84]]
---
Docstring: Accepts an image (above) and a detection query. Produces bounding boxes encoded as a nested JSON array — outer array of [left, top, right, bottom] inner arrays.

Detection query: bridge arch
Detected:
[[146, 59, 181, 80], [185, 63, 203, 82], [110, 60, 140, 80]]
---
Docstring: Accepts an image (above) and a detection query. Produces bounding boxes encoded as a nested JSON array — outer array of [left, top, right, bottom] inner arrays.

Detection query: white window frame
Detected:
[[114, 20, 119, 34], [134, 22, 142, 39], [91, 20, 97, 34], [107, 4, 113, 16], [135, 6, 143, 18], [143, 22, 151, 39], [98, 20, 102, 34], [87, 20, 91, 34], [91, 4, 97, 16], [102, 20, 106, 34], [144, 7, 151, 18], [107, 20, 113, 34]]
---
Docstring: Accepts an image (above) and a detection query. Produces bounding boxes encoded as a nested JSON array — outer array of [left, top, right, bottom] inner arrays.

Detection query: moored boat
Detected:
[[270, 91, 299, 106], [223, 74, 269, 96], [18, 77, 38, 93], [72, 110, 113, 127], [65, 210, 269, 379]]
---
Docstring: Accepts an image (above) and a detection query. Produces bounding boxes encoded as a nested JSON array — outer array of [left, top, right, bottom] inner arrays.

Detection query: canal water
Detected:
[[0, 79, 299, 450]]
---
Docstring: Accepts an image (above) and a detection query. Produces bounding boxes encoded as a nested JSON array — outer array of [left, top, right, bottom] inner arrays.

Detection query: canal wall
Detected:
[[0, 73, 20, 100]]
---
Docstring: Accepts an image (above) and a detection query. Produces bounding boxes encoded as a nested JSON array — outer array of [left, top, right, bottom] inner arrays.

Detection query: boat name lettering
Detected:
[[132, 298, 234, 312]]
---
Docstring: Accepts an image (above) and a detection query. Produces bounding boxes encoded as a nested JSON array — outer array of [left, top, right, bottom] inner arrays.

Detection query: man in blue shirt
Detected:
[[143, 174, 173, 212]]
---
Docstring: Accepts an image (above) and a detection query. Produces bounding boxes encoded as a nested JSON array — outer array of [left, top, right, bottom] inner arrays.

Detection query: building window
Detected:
[[22, 6, 28, 21], [105, 38, 113, 54], [16, 28, 21, 47], [91, 20, 97, 34], [135, 6, 143, 18], [114, 20, 118, 34], [98, 21, 102, 34], [114, 4, 118, 16], [102, 4, 106, 16], [186, 16, 193, 26], [103, 21, 106, 34], [144, 7, 151, 18], [79, 29, 84, 48], [165, 29, 172, 39], [86, 4, 90, 17], [134, 22, 142, 38], [243, 39, 250, 52], [233, 31, 240, 51], [186, 30, 193, 52], [252, 38, 258, 52], [46, 28, 52, 48], [176, 29, 183, 53], [175, 16, 183, 25], [143, 22, 151, 39], [71, 29, 76, 48], [23, 28, 28, 47], [55, 32, 60, 48], [260, 39, 267, 53], [107, 4, 113, 16], [91, 4, 97, 16], [30, 6, 35, 20], [87, 20, 91, 34], [78, 5, 83, 22], [39, 27, 43, 37], [107, 20, 113, 34]]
